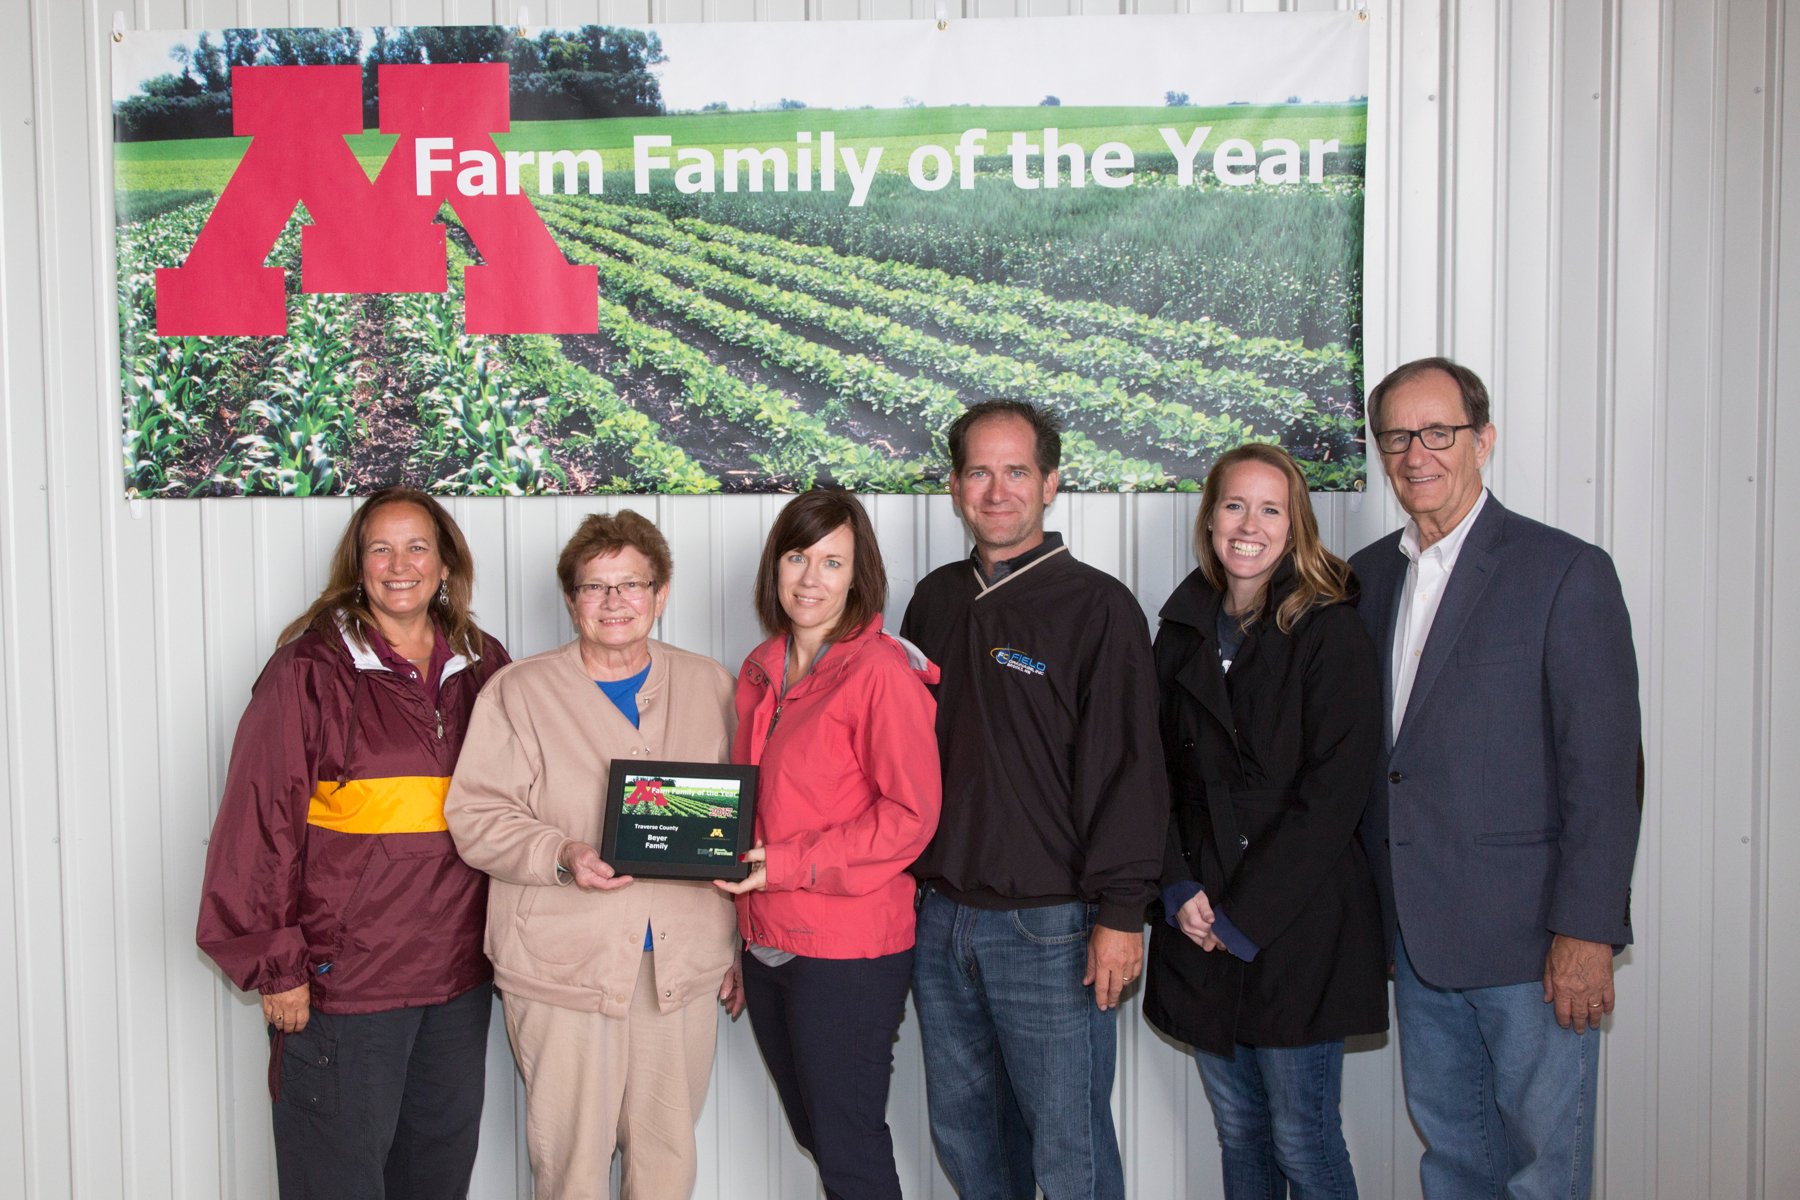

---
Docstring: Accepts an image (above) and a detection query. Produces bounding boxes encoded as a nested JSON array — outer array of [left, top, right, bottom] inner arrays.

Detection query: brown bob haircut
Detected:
[[753, 488, 888, 643], [556, 509, 673, 596], [1196, 443, 1353, 634], [280, 487, 486, 658], [1365, 355, 1493, 434]]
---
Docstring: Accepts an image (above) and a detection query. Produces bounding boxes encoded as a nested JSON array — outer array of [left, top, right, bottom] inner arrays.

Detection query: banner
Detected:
[[113, 15, 1368, 496]]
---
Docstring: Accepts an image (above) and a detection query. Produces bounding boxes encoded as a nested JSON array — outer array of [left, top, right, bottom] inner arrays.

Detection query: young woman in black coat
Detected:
[[1143, 443, 1386, 1200]]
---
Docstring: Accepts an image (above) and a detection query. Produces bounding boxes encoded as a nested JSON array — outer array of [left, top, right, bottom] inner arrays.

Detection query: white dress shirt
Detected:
[[1391, 488, 1490, 736]]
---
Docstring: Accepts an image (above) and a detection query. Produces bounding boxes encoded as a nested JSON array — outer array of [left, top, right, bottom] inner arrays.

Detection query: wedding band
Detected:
[[1587, 1001, 1601, 1008]]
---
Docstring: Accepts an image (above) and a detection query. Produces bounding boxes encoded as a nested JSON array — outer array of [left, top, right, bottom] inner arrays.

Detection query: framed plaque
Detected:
[[600, 760, 758, 881]]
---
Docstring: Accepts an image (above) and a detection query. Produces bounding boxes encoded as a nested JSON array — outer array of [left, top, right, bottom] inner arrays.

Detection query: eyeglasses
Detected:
[[1372, 424, 1476, 455], [573, 579, 656, 601]]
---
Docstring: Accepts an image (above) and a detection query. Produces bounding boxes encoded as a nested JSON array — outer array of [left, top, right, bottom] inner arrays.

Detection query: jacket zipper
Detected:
[[762, 701, 784, 751]]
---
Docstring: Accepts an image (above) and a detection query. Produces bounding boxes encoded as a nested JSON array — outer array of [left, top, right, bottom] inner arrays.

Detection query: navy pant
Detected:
[[742, 949, 913, 1200], [270, 983, 491, 1200]]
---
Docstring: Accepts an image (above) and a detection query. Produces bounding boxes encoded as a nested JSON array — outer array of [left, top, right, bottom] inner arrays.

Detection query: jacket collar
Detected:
[[1158, 556, 1300, 631], [336, 616, 473, 684], [558, 636, 682, 746], [1159, 569, 1241, 739], [971, 533, 1068, 597], [1390, 495, 1509, 748], [741, 614, 940, 695]]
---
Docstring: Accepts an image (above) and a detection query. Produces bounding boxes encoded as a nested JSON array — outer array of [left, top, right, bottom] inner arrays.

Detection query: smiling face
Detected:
[[1207, 460, 1293, 609], [777, 523, 855, 645], [360, 501, 450, 632], [1376, 367, 1496, 539], [565, 547, 668, 658], [949, 414, 1060, 565]]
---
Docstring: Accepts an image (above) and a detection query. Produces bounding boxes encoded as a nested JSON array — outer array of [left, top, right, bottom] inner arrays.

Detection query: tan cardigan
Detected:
[[446, 638, 738, 1017]]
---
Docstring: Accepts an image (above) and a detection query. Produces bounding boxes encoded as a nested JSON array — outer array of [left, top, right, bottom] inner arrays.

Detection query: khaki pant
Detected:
[[502, 956, 719, 1200]]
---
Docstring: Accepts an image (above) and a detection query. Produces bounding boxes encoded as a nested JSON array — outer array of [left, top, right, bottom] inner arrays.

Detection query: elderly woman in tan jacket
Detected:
[[446, 510, 739, 1200]]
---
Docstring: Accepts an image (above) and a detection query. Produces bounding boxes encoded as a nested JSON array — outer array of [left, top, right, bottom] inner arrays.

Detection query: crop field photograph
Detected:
[[113, 16, 1369, 496], [621, 774, 743, 820], [612, 772, 746, 869]]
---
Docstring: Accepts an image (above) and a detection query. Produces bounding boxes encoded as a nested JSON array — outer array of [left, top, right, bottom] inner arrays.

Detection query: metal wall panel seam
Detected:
[[1595, 0, 1671, 1196], [1594, 0, 1620, 547], [43, 0, 129, 1195], [88, 8, 182, 1190], [1434, 0, 1454, 349], [0, 9, 53, 1200], [1743, 2, 1785, 1193], [1707, 0, 1774, 1192], [1489, 0, 1510, 510], [1760, 4, 1800, 1190], [1747, 7, 1788, 1193], [1, 0, 71, 1192], [1654, 0, 1728, 1191], [1539, 0, 1567, 525]]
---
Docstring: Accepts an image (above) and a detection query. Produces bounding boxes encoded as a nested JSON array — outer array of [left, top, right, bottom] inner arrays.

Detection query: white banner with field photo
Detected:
[[113, 14, 1369, 496]]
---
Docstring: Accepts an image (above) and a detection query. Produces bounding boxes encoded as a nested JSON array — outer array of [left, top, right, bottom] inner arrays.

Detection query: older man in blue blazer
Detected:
[[1351, 357, 1640, 1200]]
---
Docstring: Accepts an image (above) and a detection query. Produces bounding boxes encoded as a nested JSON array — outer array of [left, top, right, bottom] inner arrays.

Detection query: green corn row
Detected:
[[540, 210, 1180, 490], [547, 196, 1351, 422], [540, 205, 1243, 467]]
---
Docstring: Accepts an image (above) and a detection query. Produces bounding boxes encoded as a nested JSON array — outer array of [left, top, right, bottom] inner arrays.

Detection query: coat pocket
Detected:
[[1473, 828, 1559, 846], [513, 882, 613, 966], [276, 1020, 339, 1116]]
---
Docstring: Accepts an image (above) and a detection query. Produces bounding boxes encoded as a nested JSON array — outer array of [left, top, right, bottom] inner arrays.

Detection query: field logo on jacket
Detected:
[[989, 646, 1047, 677]]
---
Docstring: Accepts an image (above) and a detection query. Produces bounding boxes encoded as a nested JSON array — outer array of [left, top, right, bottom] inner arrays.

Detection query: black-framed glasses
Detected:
[[1372, 424, 1476, 455], [573, 579, 656, 601]]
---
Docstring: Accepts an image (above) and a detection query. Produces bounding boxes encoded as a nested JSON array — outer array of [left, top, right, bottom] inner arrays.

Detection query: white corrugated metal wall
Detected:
[[0, 0, 1793, 1195]]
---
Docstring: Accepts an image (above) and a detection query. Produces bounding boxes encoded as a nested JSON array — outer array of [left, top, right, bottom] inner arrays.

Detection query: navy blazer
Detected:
[[1351, 495, 1641, 990]]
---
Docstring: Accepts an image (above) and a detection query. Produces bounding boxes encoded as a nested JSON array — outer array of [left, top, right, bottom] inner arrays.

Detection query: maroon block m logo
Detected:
[[155, 63, 597, 336]]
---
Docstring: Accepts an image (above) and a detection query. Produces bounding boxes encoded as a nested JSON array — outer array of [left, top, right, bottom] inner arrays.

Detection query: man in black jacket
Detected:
[[902, 400, 1166, 1200]]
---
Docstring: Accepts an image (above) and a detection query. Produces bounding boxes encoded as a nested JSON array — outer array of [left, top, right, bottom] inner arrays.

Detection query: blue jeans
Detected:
[[1195, 1041, 1358, 1200], [1394, 931, 1599, 1199], [912, 889, 1124, 1200]]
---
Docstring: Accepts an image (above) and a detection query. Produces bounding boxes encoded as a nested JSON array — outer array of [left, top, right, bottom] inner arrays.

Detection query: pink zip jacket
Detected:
[[733, 615, 941, 959]]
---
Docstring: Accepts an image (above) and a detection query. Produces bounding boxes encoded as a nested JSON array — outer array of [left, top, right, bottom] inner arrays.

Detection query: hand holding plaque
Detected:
[[600, 760, 759, 881], [713, 845, 767, 895]]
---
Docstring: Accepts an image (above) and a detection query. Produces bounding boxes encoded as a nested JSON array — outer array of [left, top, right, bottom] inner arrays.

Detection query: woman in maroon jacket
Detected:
[[196, 487, 509, 1200], [717, 488, 941, 1200]]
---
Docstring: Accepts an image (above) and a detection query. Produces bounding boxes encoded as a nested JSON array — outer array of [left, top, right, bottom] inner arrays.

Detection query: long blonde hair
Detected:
[[279, 488, 485, 657], [1196, 444, 1352, 633]]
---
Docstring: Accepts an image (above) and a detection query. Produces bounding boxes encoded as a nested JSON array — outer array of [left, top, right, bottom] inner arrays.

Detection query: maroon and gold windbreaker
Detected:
[[197, 622, 509, 1014]]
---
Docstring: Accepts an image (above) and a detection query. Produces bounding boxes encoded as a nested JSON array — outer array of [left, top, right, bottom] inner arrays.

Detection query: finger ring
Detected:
[[1587, 1001, 1602, 1008]]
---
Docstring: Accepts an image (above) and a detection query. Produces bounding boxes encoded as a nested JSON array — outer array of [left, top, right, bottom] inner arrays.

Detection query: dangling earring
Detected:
[[356, 583, 364, 606], [437, 581, 450, 607]]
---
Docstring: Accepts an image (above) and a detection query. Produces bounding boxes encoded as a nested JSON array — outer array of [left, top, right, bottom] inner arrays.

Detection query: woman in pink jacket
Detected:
[[717, 488, 941, 1200]]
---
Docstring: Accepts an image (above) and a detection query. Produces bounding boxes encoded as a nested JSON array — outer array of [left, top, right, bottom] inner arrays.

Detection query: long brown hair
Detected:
[[1196, 444, 1352, 634], [753, 489, 887, 643], [279, 488, 485, 657]]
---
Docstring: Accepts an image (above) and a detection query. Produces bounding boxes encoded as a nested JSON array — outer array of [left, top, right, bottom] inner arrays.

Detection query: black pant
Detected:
[[742, 949, 913, 1200], [270, 983, 491, 1200]]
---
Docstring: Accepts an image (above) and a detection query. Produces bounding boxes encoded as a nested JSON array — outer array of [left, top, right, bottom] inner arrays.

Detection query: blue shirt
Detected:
[[596, 661, 655, 950]]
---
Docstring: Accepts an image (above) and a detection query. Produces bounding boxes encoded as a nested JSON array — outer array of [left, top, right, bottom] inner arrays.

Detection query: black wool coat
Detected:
[[1142, 565, 1388, 1056]]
